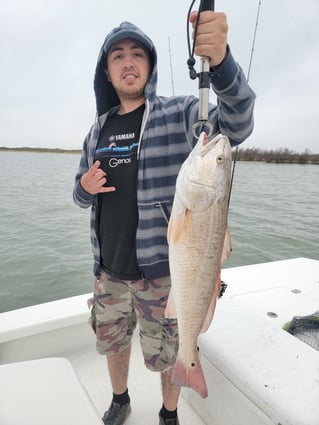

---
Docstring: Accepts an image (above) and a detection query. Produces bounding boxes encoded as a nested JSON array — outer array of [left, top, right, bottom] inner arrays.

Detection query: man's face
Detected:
[[106, 39, 151, 102]]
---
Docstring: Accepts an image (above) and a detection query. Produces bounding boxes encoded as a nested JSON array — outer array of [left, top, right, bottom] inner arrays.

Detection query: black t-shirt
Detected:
[[95, 104, 145, 280]]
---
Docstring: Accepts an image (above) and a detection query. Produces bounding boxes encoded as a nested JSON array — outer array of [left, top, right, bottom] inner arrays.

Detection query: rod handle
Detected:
[[199, 0, 215, 12]]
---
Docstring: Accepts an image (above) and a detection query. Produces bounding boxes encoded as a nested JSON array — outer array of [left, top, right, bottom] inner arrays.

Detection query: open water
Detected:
[[0, 151, 318, 313]]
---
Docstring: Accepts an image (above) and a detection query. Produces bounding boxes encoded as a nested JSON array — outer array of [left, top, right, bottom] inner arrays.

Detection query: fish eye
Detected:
[[216, 155, 224, 164]]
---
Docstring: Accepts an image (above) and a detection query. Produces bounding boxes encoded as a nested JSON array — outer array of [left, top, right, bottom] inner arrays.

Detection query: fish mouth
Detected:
[[199, 141, 219, 156], [199, 134, 230, 158]]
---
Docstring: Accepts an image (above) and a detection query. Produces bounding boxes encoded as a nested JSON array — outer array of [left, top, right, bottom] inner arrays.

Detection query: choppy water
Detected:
[[0, 151, 318, 313]]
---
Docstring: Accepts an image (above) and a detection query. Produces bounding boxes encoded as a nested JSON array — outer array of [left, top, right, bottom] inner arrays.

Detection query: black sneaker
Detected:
[[159, 414, 180, 425], [102, 401, 131, 425]]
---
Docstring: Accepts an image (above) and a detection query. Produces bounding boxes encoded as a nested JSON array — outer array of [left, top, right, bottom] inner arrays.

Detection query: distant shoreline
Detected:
[[0, 147, 82, 154], [1, 146, 318, 164]]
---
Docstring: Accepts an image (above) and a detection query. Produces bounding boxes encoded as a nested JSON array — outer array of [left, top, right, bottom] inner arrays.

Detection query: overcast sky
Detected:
[[1, 0, 318, 152]]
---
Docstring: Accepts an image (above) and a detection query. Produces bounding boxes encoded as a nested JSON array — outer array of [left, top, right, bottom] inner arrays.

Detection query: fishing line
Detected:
[[186, 0, 200, 80]]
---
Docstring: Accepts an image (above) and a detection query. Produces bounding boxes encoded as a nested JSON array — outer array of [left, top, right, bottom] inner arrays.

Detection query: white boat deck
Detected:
[[1, 257, 319, 425], [67, 334, 205, 425], [0, 288, 206, 424], [0, 315, 205, 425]]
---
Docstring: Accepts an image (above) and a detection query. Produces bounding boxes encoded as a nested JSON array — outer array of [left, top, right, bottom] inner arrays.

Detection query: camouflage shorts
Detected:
[[88, 272, 178, 372]]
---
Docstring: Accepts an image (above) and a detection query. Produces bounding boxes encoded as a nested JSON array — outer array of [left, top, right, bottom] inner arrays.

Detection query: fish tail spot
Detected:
[[172, 356, 208, 398]]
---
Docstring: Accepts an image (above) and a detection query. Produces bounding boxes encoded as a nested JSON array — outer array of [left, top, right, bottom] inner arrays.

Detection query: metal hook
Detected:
[[192, 120, 214, 139]]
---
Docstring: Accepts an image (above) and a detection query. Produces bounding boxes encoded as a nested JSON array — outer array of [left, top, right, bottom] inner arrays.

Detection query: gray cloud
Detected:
[[1, 0, 318, 152]]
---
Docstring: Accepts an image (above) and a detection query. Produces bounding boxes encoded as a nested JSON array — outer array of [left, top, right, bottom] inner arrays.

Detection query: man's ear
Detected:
[[105, 69, 111, 82]]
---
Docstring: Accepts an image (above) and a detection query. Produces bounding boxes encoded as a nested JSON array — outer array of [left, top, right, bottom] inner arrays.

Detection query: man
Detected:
[[73, 10, 255, 425]]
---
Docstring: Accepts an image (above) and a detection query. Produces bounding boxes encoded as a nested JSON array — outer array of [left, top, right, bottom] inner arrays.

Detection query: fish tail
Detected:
[[172, 356, 208, 398]]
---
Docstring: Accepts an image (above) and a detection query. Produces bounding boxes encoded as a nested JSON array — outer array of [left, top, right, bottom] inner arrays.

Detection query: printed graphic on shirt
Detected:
[[96, 141, 139, 169], [109, 133, 135, 142]]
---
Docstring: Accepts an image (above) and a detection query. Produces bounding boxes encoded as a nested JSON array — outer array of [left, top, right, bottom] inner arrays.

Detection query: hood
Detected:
[[93, 21, 158, 116]]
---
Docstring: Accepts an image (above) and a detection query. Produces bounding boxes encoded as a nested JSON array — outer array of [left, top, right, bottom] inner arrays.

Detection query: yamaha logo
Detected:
[[109, 133, 135, 142]]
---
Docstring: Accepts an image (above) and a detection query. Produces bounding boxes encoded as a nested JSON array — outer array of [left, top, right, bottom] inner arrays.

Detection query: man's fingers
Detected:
[[90, 160, 104, 176], [92, 160, 101, 169], [94, 169, 106, 181], [99, 186, 116, 193]]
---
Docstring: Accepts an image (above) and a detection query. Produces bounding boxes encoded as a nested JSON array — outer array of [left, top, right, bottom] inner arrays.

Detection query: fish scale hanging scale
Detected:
[[186, 0, 262, 206], [187, 0, 216, 139]]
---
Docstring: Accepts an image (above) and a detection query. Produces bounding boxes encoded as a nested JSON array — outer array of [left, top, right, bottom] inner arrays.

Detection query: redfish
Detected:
[[166, 132, 232, 398]]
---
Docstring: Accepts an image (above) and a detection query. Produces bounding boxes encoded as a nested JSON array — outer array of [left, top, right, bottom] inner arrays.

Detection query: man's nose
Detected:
[[123, 56, 134, 69]]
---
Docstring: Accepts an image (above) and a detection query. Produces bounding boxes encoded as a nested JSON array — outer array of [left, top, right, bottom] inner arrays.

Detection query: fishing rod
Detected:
[[168, 37, 175, 96], [247, 0, 262, 84], [228, 0, 262, 207]]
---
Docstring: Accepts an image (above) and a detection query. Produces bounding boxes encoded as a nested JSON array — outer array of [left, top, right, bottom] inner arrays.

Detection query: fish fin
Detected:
[[199, 297, 217, 334], [200, 272, 221, 333], [172, 356, 208, 399], [199, 227, 232, 335], [164, 290, 177, 319], [221, 225, 232, 264], [167, 207, 188, 244]]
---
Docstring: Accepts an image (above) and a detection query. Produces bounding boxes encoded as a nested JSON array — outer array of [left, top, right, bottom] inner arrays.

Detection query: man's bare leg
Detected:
[[106, 343, 131, 394], [161, 369, 181, 411], [102, 344, 131, 424]]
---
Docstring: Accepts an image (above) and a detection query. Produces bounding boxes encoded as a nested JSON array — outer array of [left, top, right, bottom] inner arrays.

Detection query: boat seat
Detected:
[[0, 357, 103, 425]]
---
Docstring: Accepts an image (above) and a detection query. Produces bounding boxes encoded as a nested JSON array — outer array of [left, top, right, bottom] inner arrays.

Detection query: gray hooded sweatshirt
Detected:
[[73, 21, 255, 279]]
